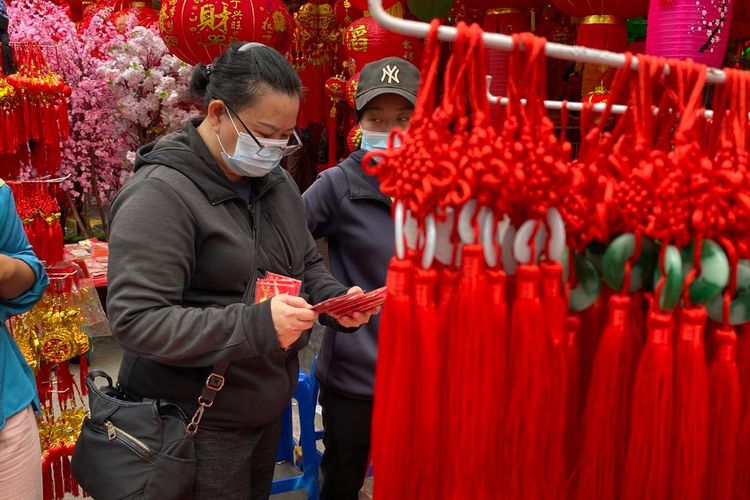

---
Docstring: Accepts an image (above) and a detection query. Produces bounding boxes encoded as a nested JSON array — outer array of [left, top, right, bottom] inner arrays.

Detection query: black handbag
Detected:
[[71, 363, 228, 500]]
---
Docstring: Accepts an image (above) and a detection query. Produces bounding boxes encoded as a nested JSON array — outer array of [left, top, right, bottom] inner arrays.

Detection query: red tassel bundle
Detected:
[[540, 261, 567, 498], [575, 294, 636, 500], [444, 244, 493, 498], [622, 309, 674, 500], [371, 258, 414, 500], [411, 267, 441, 499], [707, 327, 741, 500], [736, 324, 750, 500], [670, 306, 709, 500], [504, 264, 551, 500]]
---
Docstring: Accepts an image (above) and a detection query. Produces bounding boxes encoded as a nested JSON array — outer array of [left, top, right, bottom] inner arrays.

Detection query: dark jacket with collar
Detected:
[[107, 118, 349, 430], [303, 150, 393, 400]]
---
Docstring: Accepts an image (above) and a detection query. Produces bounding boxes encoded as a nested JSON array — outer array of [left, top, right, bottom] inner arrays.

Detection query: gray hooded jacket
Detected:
[[107, 118, 349, 430]]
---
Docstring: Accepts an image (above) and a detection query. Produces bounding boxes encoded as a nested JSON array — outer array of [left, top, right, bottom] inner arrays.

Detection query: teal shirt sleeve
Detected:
[[0, 182, 49, 320], [0, 181, 49, 430]]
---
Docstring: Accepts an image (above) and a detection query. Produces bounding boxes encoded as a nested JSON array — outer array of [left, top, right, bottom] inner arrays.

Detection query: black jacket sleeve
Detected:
[[107, 177, 280, 367]]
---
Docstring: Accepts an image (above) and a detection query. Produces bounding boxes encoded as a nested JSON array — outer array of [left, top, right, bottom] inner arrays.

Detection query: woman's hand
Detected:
[[331, 286, 381, 329], [270, 295, 317, 349]]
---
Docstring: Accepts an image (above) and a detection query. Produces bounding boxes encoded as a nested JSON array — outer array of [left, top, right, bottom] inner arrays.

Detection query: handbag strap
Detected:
[[186, 360, 230, 435]]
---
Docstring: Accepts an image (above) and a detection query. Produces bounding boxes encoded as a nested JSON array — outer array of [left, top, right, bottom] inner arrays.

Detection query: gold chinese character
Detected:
[[347, 24, 368, 53], [198, 3, 230, 34]]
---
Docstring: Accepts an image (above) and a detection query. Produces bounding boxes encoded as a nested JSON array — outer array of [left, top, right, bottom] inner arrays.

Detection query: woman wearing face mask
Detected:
[[106, 42, 377, 500], [303, 57, 419, 500]]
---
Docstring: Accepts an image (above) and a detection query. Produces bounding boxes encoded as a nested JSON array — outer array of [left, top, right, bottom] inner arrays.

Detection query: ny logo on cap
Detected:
[[381, 65, 400, 84]]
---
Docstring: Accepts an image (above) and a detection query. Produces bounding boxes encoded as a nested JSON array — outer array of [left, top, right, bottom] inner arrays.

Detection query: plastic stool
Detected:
[[272, 358, 323, 499]]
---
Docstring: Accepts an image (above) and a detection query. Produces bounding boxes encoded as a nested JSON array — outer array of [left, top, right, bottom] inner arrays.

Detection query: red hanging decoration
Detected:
[[343, 16, 421, 73], [370, 258, 414, 499], [671, 306, 709, 500], [158, 0, 293, 65]]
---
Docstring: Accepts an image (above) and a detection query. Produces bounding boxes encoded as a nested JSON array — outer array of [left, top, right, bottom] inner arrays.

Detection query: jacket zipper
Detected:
[[103, 420, 154, 462], [265, 211, 295, 275], [241, 199, 263, 305]]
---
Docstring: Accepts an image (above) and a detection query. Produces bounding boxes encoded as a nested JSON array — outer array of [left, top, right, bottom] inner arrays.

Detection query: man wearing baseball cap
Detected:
[[303, 56, 420, 500]]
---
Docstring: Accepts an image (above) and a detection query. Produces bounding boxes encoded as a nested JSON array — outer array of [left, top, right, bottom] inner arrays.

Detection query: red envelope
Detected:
[[255, 276, 302, 303], [313, 287, 387, 315]]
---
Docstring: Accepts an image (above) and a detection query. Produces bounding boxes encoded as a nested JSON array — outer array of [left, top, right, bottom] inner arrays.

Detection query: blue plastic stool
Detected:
[[272, 358, 324, 499]]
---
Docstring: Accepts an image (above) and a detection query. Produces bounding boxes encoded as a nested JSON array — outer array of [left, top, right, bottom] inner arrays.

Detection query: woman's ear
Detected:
[[206, 100, 225, 133]]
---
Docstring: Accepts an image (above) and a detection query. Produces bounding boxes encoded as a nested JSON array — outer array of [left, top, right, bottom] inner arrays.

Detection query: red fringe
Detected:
[[707, 327, 741, 500], [575, 295, 638, 499], [42, 456, 53, 500], [504, 264, 549, 500], [371, 258, 414, 500], [564, 315, 582, 484], [411, 268, 440, 499], [736, 324, 750, 500], [623, 310, 674, 500], [540, 262, 567, 500], [444, 245, 492, 498], [52, 449, 64, 500], [670, 307, 709, 500]]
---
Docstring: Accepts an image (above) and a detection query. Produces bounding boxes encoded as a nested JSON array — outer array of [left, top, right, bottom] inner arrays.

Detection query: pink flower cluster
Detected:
[[6, 0, 199, 203]]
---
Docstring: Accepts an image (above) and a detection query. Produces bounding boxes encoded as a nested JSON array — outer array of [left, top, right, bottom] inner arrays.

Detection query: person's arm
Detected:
[[0, 183, 48, 318], [302, 167, 347, 240], [107, 178, 280, 367]]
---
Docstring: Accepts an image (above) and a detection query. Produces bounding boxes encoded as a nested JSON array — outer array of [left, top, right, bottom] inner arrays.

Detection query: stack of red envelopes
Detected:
[[312, 287, 387, 317]]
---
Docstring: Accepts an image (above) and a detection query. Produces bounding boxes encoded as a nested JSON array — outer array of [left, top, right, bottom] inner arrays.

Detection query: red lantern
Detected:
[[334, 0, 363, 26], [346, 124, 362, 152], [479, 2, 544, 100], [731, 2, 750, 37], [343, 16, 421, 73], [111, 2, 160, 31], [326, 75, 347, 101], [159, 0, 293, 65], [583, 84, 609, 105], [349, 0, 398, 10], [552, 0, 648, 96], [345, 72, 360, 109]]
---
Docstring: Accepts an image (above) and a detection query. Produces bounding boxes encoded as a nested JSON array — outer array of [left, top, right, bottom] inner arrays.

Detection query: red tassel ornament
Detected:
[[670, 306, 709, 500], [371, 257, 414, 499], [707, 326, 741, 500], [622, 309, 674, 500], [575, 294, 637, 500]]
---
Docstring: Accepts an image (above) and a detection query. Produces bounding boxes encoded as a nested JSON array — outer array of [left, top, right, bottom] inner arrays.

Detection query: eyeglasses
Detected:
[[225, 104, 302, 158]]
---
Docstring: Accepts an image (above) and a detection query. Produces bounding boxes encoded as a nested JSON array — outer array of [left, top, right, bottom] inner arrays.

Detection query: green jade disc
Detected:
[[602, 234, 657, 292], [653, 245, 683, 311], [680, 239, 730, 304], [707, 289, 750, 326]]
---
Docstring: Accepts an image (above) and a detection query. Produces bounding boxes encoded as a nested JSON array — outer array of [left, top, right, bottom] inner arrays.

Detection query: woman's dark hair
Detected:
[[190, 42, 302, 111]]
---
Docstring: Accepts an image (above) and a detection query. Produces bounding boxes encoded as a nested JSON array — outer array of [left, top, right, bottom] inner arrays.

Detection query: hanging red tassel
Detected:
[[411, 267, 440, 499], [79, 353, 88, 396], [736, 324, 750, 500], [707, 326, 741, 500], [504, 264, 549, 500], [670, 306, 709, 500], [575, 295, 637, 500], [445, 244, 492, 498], [539, 261, 567, 499], [622, 309, 674, 500], [42, 452, 53, 500], [577, 288, 610, 406], [52, 448, 64, 500], [564, 315, 582, 482], [371, 257, 414, 500], [486, 266, 508, 412]]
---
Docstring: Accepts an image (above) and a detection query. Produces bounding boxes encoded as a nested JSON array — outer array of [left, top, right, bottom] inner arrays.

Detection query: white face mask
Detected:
[[217, 111, 298, 178], [360, 128, 401, 151]]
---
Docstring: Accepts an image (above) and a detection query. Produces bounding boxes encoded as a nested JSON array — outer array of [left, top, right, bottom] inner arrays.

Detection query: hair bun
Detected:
[[190, 63, 211, 102]]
